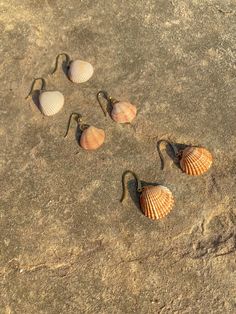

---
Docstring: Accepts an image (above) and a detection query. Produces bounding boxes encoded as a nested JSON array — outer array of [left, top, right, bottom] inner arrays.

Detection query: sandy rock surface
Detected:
[[0, 0, 236, 313]]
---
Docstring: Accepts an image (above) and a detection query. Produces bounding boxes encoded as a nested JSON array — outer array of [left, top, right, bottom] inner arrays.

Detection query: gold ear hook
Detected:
[[96, 90, 111, 116], [64, 112, 83, 138], [157, 140, 179, 170], [25, 77, 46, 99], [120, 170, 142, 203], [51, 53, 71, 75]]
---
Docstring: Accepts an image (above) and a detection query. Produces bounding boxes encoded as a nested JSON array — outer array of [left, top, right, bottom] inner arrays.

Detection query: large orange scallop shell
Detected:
[[111, 101, 137, 123], [140, 185, 174, 220], [80, 126, 105, 150], [179, 147, 212, 176]]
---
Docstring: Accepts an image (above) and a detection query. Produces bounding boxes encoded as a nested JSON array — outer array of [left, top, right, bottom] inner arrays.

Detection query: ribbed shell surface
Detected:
[[111, 101, 137, 123], [39, 91, 64, 116], [180, 147, 213, 175], [140, 185, 174, 220], [80, 126, 105, 150], [68, 60, 94, 83]]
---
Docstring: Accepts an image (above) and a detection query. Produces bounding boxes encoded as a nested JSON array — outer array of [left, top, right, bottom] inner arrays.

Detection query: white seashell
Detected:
[[39, 91, 64, 116], [68, 60, 94, 83]]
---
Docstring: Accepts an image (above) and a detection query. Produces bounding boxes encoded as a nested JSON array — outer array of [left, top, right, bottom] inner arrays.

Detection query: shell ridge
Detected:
[[158, 192, 171, 216], [140, 186, 173, 220], [181, 147, 212, 175]]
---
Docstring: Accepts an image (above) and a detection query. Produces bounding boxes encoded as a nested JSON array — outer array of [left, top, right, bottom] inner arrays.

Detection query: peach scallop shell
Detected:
[[39, 91, 64, 116], [180, 147, 213, 176], [111, 101, 137, 123], [68, 60, 94, 83], [140, 185, 174, 220], [80, 126, 105, 150]]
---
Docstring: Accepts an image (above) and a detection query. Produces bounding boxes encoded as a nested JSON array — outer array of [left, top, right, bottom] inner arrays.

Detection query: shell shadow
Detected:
[[107, 102, 113, 118], [157, 141, 189, 170], [31, 90, 41, 113], [75, 125, 83, 145], [62, 60, 70, 78], [125, 179, 140, 211]]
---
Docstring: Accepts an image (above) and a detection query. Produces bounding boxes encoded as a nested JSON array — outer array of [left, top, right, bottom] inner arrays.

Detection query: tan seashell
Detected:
[[97, 91, 137, 123], [51, 53, 93, 83], [140, 185, 174, 220], [157, 140, 213, 176], [111, 101, 137, 123], [68, 60, 94, 83], [120, 170, 174, 220], [179, 147, 213, 176], [80, 126, 105, 150], [39, 91, 64, 116]]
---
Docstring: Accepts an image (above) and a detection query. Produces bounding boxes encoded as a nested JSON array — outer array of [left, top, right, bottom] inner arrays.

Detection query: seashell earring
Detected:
[[97, 90, 137, 123], [120, 170, 174, 220], [64, 112, 105, 151], [51, 53, 94, 83], [25, 77, 64, 116], [157, 140, 213, 176]]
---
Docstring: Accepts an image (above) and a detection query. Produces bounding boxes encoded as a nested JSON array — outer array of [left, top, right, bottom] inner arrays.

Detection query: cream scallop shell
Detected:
[[180, 147, 213, 176], [111, 101, 137, 123], [39, 91, 64, 116], [140, 185, 174, 220], [80, 126, 105, 150], [68, 60, 94, 83]]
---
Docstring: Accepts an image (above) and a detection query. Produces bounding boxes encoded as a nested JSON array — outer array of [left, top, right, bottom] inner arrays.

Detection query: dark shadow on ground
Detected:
[[31, 90, 41, 113], [156, 141, 189, 170]]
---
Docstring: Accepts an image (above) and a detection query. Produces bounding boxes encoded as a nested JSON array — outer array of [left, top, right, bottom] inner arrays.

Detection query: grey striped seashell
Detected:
[[39, 91, 64, 116], [68, 60, 94, 83]]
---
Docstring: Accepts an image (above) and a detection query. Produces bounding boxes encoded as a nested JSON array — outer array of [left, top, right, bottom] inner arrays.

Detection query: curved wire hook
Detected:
[[120, 170, 142, 203], [51, 53, 71, 75], [25, 77, 46, 99], [64, 112, 83, 138], [96, 90, 111, 116], [157, 140, 179, 170]]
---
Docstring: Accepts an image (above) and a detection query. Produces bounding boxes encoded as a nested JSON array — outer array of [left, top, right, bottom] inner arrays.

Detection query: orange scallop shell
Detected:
[[111, 101, 137, 123], [80, 126, 105, 150], [140, 185, 174, 220], [179, 147, 212, 176]]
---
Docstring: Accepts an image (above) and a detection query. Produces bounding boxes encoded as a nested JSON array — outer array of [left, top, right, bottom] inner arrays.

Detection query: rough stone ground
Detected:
[[0, 0, 236, 313]]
